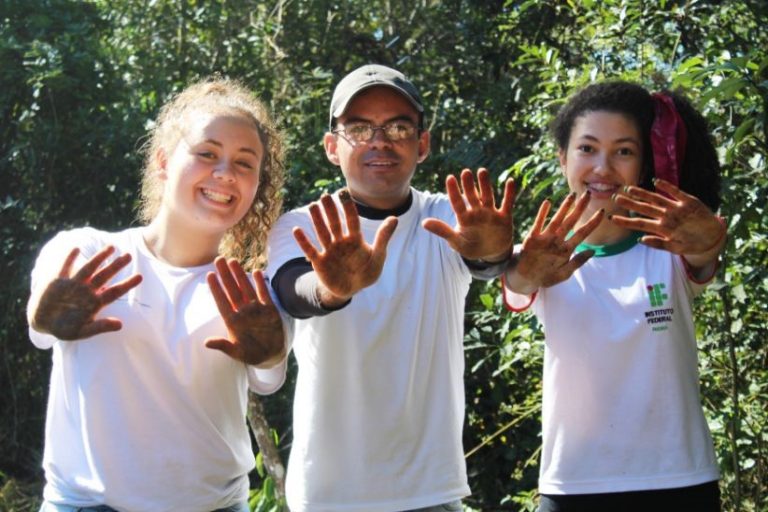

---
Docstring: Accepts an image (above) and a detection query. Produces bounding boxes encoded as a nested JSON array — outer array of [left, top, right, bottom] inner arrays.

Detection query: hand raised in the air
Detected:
[[205, 257, 285, 368], [610, 179, 726, 267], [29, 246, 142, 340], [422, 168, 515, 262], [292, 189, 397, 307], [505, 192, 603, 294]]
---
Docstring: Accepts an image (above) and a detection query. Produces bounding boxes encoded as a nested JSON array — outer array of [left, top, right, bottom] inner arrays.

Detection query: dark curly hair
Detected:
[[551, 81, 721, 211]]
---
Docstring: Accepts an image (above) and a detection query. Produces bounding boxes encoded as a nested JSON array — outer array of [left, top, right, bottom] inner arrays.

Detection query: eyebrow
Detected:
[[577, 134, 640, 145], [203, 139, 260, 156], [342, 115, 416, 125]]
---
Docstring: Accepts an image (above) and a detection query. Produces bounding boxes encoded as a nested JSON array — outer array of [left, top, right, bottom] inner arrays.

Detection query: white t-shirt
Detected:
[[503, 237, 719, 494], [266, 189, 473, 512], [29, 227, 287, 512]]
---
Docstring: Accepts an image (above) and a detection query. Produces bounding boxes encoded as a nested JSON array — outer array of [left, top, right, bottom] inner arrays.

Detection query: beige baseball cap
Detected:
[[329, 64, 424, 129]]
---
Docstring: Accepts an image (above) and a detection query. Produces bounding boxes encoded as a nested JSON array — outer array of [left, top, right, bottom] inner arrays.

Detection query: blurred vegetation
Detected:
[[1, 1, 765, 510]]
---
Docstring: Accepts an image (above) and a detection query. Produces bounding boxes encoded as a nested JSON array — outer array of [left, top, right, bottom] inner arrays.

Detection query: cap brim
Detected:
[[331, 82, 424, 121]]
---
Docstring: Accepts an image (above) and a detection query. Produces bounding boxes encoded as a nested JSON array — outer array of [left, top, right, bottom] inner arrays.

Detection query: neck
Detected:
[[349, 189, 411, 211], [143, 214, 222, 267], [351, 190, 413, 219]]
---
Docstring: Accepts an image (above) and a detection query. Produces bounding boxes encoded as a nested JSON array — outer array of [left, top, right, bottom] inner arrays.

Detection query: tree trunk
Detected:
[[247, 391, 286, 501]]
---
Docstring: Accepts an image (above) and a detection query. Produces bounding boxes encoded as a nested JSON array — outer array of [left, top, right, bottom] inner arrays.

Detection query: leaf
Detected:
[[733, 117, 755, 144], [701, 77, 747, 102], [732, 283, 747, 303], [678, 56, 705, 73]]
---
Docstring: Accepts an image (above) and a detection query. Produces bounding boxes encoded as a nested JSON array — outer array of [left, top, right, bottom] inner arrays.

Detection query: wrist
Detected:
[[316, 285, 352, 310], [681, 216, 726, 273], [697, 215, 727, 256], [504, 254, 540, 295], [253, 346, 288, 369], [478, 252, 511, 265], [479, 239, 514, 264]]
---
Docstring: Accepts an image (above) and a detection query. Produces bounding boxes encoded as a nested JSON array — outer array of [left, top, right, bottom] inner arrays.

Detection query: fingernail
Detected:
[[623, 186, 630, 193], [339, 188, 352, 202], [611, 192, 617, 201]]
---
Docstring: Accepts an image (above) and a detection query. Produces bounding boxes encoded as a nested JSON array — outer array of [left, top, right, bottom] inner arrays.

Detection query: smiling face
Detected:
[[560, 110, 643, 222], [324, 86, 430, 210], [158, 112, 263, 237]]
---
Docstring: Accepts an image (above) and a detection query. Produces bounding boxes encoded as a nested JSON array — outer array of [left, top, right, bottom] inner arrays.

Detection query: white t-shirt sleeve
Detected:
[[247, 359, 288, 395], [246, 310, 294, 395], [247, 276, 294, 395], [266, 209, 312, 279]]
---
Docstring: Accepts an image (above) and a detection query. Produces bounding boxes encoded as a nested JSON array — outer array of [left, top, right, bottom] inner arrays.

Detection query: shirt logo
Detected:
[[647, 283, 668, 307], [644, 282, 673, 332]]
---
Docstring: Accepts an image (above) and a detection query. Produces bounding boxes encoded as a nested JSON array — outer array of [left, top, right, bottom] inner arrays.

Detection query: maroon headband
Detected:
[[650, 93, 687, 186]]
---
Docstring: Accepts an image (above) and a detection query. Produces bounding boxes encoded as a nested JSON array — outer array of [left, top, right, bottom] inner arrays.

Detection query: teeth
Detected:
[[588, 183, 615, 192], [202, 189, 232, 204]]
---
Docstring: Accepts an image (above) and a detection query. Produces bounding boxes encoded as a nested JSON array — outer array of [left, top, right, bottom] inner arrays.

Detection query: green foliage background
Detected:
[[1, 1, 765, 510]]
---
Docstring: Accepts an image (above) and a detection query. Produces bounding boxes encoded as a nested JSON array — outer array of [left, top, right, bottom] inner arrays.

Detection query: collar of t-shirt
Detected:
[[351, 191, 413, 219], [575, 231, 643, 257]]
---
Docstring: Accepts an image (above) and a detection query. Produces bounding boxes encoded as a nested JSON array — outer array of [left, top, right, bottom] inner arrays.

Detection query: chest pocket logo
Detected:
[[644, 282, 674, 332], [647, 282, 668, 307]]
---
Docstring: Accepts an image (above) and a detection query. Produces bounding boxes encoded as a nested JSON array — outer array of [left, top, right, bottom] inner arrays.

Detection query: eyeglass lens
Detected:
[[341, 122, 416, 142]]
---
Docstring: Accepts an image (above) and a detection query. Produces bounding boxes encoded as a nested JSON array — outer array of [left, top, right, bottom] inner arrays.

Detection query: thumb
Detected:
[[79, 318, 124, 339], [421, 218, 458, 243], [570, 249, 595, 270], [205, 337, 241, 361], [371, 216, 398, 254]]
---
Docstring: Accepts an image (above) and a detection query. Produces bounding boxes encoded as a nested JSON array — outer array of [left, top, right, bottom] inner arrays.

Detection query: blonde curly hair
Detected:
[[138, 77, 284, 270]]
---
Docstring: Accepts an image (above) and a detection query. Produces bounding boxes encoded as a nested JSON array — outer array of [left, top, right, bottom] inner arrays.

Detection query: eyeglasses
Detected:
[[333, 121, 418, 143]]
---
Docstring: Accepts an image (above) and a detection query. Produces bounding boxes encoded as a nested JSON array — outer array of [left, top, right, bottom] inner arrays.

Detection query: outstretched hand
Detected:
[[422, 168, 515, 261], [292, 189, 397, 306], [205, 257, 285, 367], [610, 179, 726, 267], [506, 192, 603, 294], [29, 246, 143, 340]]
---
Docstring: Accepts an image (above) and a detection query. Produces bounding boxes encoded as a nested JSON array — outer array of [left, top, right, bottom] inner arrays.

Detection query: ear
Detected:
[[156, 149, 169, 180], [558, 148, 567, 175], [323, 132, 340, 166], [416, 130, 431, 163]]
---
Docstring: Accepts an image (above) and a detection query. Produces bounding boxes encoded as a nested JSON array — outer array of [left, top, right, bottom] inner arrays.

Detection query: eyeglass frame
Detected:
[[331, 119, 422, 144]]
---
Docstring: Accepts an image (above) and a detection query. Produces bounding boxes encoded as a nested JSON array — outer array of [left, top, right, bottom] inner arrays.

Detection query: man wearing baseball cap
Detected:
[[267, 64, 515, 511]]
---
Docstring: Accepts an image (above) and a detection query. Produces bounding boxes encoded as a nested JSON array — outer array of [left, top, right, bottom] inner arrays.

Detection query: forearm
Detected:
[[271, 259, 351, 319]]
